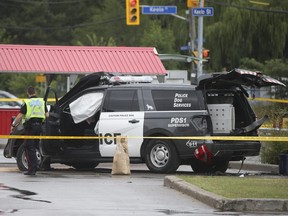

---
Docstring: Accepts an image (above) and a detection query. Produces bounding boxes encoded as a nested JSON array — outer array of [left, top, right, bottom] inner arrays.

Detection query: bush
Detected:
[[253, 103, 288, 164], [260, 130, 288, 164]]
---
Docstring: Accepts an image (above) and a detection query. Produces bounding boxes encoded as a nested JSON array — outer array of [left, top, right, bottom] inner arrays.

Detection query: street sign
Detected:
[[36, 74, 46, 83], [142, 6, 177, 15], [180, 45, 191, 51], [192, 7, 214, 16]]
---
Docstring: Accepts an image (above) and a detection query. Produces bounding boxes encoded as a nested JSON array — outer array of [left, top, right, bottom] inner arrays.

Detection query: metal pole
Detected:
[[189, 9, 196, 84], [197, 0, 204, 82]]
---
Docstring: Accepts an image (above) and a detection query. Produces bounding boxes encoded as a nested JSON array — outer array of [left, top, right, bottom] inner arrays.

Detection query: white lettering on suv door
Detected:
[[98, 112, 144, 157]]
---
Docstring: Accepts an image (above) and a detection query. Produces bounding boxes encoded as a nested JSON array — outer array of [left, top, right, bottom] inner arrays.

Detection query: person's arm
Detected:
[[10, 102, 26, 133], [10, 113, 24, 133]]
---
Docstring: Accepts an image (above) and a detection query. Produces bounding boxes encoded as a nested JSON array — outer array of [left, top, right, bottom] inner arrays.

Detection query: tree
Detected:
[[0, 0, 288, 83], [74, 33, 116, 46], [140, 21, 178, 69]]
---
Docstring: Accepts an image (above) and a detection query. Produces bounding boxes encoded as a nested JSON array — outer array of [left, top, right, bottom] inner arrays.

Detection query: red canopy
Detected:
[[0, 44, 166, 75]]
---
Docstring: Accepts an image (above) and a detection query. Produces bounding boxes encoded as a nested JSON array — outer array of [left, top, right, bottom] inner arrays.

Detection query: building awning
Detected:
[[0, 44, 167, 75]]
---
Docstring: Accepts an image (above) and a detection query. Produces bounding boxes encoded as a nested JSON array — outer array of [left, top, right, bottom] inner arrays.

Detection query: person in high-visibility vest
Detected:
[[11, 86, 49, 175]]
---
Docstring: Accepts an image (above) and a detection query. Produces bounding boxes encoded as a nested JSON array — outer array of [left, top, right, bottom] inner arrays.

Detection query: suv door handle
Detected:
[[129, 119, 140, 124]]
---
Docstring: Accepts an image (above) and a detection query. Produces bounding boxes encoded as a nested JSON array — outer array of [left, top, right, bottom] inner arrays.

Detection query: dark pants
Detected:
[[24, 123, 42, 173]]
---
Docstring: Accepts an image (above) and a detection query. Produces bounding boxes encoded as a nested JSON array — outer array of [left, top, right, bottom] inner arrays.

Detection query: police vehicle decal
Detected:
[[168, 117, 189, 128], [173, 93, 192, 108], [98, 111, 144, 157]]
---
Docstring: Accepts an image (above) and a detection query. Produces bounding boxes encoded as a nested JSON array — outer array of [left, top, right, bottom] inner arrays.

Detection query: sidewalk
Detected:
[[0, 139, 6, 149]]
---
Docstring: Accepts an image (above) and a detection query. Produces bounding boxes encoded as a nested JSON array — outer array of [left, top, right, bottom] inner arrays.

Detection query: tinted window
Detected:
[[102, 90, 139, 112], [151, 90, 200, 111]]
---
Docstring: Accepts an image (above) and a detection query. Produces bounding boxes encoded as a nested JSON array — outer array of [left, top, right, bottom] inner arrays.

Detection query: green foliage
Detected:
[[0, 74, 14, 92], [0, 29, 15, 43], [261, 130, 288, 164], [0, 0, 288, 93], [140, 21, 178, 69], [253, 103, 288, 164], [7, 74, 38, 97], [205, 0, 288, 71], [74, 33, 116, 46], [239, 58, 264, 71]]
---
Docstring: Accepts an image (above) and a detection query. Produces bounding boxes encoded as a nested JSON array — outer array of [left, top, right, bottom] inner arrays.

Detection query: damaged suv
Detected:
[[4, 69, 285, 173]]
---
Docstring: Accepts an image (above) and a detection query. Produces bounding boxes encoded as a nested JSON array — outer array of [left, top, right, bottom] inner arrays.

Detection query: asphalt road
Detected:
[[0, 148, 284, 216]]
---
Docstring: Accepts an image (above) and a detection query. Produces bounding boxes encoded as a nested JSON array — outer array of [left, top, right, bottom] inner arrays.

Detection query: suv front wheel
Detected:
[[16, 143, 42, 171], [145, 139, 180, 173]]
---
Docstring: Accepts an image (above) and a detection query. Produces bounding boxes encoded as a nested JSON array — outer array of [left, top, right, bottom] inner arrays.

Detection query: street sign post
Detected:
[[142, 6, 177, 15], [192, 7, 214, 16]]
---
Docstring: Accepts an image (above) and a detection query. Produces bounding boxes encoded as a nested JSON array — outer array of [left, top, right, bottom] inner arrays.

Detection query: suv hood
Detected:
[[197, 68, 286, 90], [59, 73, 103, 106]]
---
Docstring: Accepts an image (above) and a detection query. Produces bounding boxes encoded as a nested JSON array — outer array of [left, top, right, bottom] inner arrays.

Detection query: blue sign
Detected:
[[180, 45, 191, 51], [192, 7, 214, 16], [142, 6, 177, 15]]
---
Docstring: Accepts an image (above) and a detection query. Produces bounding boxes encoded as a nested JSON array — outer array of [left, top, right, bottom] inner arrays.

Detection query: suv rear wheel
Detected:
[[191, 160, 229, 173], [145, 139, 180, 173]]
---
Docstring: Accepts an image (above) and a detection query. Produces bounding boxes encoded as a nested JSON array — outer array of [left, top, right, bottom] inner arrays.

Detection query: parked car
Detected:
[[0, 90, 21, 108], [4, 69, 285, 173]]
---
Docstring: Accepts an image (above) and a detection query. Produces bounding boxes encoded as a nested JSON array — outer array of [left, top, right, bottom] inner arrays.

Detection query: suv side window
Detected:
[[102, 89, 139, 112], [151, 90, 199, 111]]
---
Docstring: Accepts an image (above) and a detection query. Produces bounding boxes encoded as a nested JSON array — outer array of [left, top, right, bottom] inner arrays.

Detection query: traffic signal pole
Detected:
[[197, 0, 204, 82], [189, 9, 196, 84]]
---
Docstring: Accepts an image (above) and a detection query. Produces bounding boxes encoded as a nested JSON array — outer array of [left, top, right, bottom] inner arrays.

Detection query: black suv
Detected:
[[4, 69, 285, 173]]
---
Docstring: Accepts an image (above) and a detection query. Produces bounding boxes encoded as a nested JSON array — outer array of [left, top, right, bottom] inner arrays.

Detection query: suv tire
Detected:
[[191, 160, 229, 173], [16, 143, 42, 171], [145, 139, 180, 173]]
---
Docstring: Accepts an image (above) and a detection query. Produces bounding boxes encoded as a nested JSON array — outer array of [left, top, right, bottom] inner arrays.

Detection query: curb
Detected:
[[229, 161, 279, 173], [164, 176, 288, 212]]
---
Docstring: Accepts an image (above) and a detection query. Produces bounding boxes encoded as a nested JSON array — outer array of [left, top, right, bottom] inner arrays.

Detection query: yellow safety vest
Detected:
[[23, 98, 46, 124]]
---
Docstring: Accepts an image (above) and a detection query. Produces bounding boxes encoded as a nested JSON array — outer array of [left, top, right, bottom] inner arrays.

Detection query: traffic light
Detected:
[[203, 49, 210, 59], [192, 50, 209, 64], [187, 0, 204, 8], [126, 0, 140, 26]]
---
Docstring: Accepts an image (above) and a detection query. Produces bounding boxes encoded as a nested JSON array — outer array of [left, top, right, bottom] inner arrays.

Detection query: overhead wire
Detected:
[[206, 0, 288, 14]]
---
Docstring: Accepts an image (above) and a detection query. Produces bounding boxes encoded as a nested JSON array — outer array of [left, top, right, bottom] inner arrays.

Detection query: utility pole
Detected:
[[197, 0, 204, 82], [189, 9, 196, 84]]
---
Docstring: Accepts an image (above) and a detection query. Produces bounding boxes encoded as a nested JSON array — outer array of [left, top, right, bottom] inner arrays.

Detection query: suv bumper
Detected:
[[209, 141, 261, 161]]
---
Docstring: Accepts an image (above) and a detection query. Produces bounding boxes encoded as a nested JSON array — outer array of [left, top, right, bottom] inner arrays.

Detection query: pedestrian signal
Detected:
[[203, 49, 210, 59], [126, 0, 140, 25]]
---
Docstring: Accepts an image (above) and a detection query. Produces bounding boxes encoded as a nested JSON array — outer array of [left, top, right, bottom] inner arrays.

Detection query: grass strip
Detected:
[[178, 175, 288, 199]]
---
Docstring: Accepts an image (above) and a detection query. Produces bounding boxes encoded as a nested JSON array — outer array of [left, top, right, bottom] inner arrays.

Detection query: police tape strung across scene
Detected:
[[1, 135, 288, 142]]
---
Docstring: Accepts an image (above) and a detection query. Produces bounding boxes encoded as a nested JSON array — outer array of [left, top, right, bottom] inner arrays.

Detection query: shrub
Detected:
[[260, 131, 288, 164], [253, 103, 288, 164]]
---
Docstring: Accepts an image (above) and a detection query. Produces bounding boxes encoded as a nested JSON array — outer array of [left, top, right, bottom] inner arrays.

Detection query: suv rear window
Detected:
[[151, 90, 199, 111], [102, 89, 139, 112]]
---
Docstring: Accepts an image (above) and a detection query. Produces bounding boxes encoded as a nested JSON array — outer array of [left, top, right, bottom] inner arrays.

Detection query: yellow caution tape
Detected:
[[248, 97, 288, 103], [0, 97, 287, 103], [0, 98, 56, 102], [0, 135, 288, 142]]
